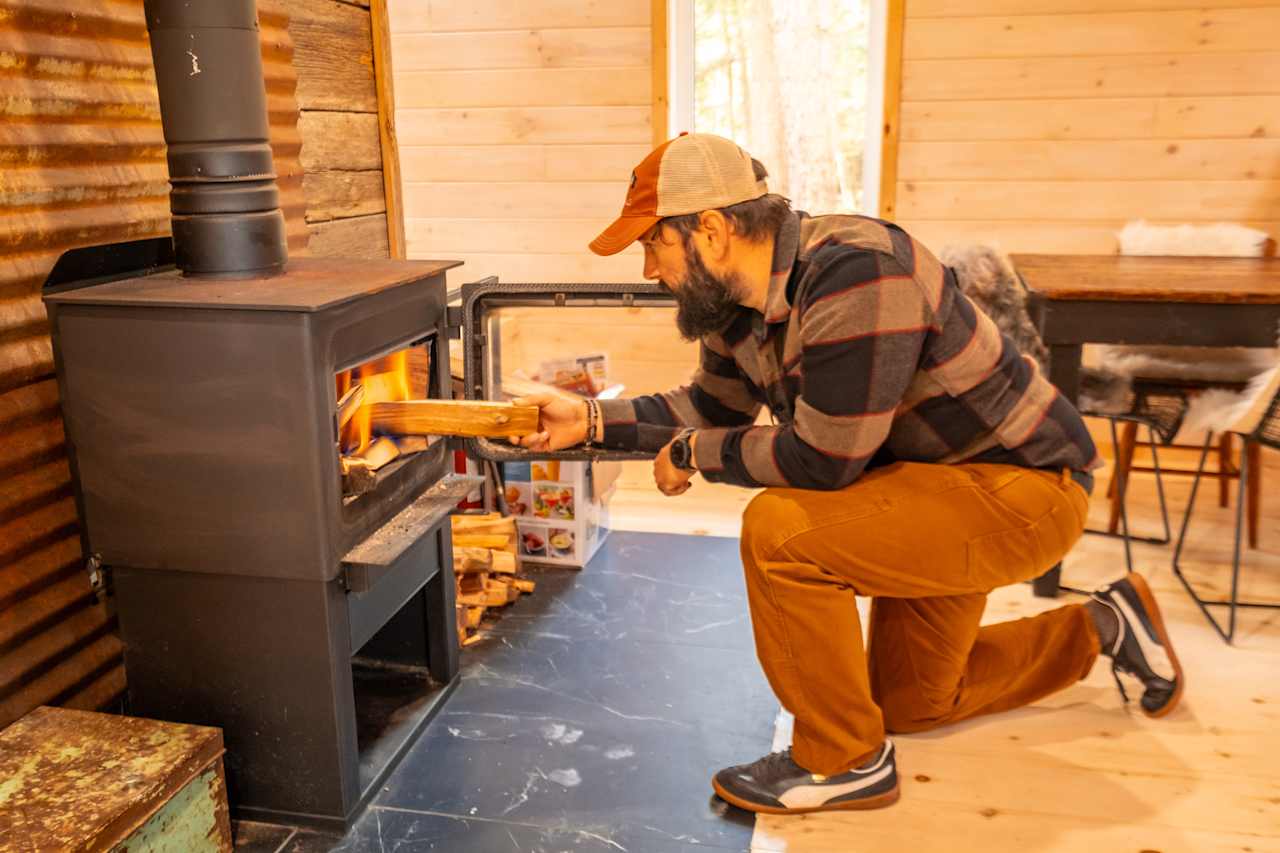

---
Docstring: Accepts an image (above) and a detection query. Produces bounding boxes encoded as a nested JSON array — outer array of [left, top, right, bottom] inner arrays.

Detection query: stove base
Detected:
[[114, 534, 459, 831]]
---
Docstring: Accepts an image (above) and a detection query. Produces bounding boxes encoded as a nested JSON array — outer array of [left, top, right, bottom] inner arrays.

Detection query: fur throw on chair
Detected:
[[939, 245, 1132, 415], [940, 244, 1280, 438]]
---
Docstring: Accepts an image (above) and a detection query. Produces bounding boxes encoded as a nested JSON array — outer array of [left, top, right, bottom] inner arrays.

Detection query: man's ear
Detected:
[[698, 210, 731, 262]]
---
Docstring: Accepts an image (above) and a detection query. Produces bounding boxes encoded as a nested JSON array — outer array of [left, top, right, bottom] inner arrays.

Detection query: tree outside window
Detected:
[[694, 0, 870, 215]]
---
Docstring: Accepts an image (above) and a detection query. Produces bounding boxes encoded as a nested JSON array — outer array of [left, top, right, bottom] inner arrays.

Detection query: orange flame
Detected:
[[337, 350, 413, 455]]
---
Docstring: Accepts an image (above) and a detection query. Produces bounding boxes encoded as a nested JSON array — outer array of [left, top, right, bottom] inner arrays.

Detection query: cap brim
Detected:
[[588, 215, 660, 256]]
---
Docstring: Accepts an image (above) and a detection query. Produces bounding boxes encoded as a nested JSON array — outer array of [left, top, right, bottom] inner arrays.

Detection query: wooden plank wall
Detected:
[[388, 2, 686, 491], [0, 0, 306, 729], [388, 0, 654, 282], [892, 0, 1280, 255], [289, 0, 391, 258]]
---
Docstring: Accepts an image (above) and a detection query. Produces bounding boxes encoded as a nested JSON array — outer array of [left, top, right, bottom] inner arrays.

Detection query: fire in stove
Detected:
[[337, 342, 442, 498]]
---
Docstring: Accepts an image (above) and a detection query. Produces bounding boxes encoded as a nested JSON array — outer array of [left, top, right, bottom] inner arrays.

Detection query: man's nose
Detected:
[[643, 256, 660, 281]]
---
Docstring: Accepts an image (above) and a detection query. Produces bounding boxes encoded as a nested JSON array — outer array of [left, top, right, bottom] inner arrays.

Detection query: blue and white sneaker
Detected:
[[712, 740, 899, 815], [1092, 573, 1184, 717]]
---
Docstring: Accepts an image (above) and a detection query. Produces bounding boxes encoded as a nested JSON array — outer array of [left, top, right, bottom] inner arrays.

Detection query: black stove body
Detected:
[[40, 0, 469, 830], [44, 252, 468, 829]]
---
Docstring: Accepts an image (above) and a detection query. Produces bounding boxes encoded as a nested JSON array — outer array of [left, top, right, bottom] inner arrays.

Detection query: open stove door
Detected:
[[454, 278, 677, 464]]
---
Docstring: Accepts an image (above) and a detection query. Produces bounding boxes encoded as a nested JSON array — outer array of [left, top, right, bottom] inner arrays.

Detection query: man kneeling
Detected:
[[512, 134, 1184, 815]]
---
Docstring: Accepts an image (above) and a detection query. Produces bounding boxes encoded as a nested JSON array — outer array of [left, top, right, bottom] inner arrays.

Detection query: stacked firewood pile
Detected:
[[451, 513, 536, 646]]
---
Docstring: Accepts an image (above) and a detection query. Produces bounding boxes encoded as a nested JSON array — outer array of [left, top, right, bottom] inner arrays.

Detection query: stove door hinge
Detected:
[[445, 306, 464, 338]]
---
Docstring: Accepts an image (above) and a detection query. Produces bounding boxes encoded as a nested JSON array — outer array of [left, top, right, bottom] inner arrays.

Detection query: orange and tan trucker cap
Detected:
[[588, 133, 768, 256]]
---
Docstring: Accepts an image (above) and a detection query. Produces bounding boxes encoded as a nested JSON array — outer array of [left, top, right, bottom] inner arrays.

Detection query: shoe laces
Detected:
[[753, 748, 798, 779]]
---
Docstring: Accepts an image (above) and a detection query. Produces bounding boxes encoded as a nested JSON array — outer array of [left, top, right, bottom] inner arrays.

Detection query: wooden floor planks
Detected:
[[610, 452, 1280, 852]]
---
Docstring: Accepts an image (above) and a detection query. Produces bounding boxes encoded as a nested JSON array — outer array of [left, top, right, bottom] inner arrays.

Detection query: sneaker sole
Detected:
[[711, 777, 901, 815], [1128, 572, 1185, 718]]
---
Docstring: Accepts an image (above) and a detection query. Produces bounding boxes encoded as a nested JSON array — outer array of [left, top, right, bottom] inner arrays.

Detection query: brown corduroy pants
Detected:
[[739, 461, 1100, 776]]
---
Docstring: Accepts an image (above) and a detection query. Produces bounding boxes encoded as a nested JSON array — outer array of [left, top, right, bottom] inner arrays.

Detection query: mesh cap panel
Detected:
[[655, 134, 766, 216]]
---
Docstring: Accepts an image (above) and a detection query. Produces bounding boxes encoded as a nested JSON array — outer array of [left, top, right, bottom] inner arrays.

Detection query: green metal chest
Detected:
[[0, 706, 231, 852]]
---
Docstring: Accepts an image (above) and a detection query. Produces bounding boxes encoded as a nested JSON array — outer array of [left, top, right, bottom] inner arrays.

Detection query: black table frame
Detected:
[[1025, 294, 1280, 597]]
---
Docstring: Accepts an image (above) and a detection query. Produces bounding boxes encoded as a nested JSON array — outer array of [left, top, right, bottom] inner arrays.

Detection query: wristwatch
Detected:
[[669, 428, 697, 472]]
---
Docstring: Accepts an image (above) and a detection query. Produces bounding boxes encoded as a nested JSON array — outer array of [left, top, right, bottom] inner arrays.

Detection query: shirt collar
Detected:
[[762, 211, 801, 326]]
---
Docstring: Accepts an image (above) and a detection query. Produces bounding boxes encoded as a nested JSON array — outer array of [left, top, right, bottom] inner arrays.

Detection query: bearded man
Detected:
[[510, 133, 1183, 815]]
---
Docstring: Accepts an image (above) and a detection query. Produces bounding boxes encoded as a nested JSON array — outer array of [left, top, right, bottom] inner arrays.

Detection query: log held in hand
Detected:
[[370, 400, 540, 438]]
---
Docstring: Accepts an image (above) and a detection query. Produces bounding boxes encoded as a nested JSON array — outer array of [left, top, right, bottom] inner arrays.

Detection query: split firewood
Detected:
[[484, 582, 512, 608], [458, 572, 488, 595], [452, 533, 510, 550], [462, 633, 486, 647], [359, 436, 401, 470], [370, 400, 539, 439], [514, 579, 536, 594], [340, 457, 377, 496], [337, 384, 365, 429], [465, 607, 485, 629], [457, 591, 488, 608], [394, 435, 434, 455], [490, 550, 517, 575], [452, 547, 493, 574], [451, 515, 517, 537]]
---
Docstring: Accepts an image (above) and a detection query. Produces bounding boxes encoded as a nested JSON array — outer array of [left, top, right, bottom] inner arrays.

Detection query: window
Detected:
[[668, 0, 884, 215]]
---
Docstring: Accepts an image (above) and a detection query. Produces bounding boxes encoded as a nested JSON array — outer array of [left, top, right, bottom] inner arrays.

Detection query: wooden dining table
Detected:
[[1011, 253, 1280, 596]]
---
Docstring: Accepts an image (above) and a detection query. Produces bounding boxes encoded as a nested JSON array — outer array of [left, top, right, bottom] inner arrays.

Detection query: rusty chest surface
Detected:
[[0, 706, 231, 852]]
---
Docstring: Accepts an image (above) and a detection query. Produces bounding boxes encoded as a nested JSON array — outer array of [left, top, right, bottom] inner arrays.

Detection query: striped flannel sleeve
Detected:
[[597, 334, 761, 453], [693, 251, 933, 489]]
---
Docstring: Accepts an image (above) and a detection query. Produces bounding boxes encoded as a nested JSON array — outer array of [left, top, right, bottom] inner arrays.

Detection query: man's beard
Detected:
[[664, 241, 746, 341]]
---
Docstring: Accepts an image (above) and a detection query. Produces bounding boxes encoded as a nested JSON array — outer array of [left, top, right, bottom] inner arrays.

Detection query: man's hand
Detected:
[[654, 436, 695, 497], [509, 393, 589, 452]]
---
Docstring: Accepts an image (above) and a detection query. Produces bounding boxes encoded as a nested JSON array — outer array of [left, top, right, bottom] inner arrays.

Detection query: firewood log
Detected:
[[452, 534, 510, 550], [394, 435, 433, 454], [337, 383, 365, 429], [370, 400, 539, 439], [340, 457, 377, 496], [451, 516, 517, 537], [490, 550, 517, 575], [453, 547, 493, 574], [357, 436, 400, 470]]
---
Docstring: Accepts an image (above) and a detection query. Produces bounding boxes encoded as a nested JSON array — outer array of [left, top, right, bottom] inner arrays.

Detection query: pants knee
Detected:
[[740, 488, 796, 563], [876, 683, 954, 734]]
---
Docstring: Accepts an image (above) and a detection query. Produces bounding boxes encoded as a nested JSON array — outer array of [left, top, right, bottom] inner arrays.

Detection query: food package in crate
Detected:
[[501, 459, 617, 567]]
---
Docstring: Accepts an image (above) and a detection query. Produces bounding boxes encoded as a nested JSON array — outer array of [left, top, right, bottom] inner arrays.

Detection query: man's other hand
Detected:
[[654, 438, 694, 496], [509, 394, 588, 452]]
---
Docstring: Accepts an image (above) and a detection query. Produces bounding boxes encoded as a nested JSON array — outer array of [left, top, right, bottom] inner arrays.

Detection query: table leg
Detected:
[[1036, 344, 1085, 598], [1047, 344, 1083, 405]]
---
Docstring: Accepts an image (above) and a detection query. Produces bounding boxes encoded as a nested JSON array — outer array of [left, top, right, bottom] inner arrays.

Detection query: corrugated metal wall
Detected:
[[0, 0, 306, 729]]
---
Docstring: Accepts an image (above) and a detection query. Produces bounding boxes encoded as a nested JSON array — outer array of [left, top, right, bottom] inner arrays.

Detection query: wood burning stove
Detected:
[[40, 0, 474, 830]]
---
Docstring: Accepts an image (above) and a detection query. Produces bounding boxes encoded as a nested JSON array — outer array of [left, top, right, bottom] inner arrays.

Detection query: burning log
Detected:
[[339, 436, 402, 497], [340, 458, 377, 496], [336, 383, 365, 430], [358, 436, 400, 469], [394, 435, 433, 454], [370, 400, 539, 439]]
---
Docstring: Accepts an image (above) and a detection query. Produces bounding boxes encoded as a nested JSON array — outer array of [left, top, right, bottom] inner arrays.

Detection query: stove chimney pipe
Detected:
[[144, 0, 288, 277]]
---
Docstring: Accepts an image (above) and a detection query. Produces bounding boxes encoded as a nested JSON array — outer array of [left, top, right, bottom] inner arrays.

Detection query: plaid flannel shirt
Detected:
[[597, 211, 1100, 489]]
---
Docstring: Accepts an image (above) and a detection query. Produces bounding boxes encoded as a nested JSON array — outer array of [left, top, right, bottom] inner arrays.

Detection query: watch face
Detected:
[[673, 436, 692, 469]]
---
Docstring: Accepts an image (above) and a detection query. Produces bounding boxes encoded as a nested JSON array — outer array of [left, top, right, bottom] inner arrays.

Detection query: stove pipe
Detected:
[[144, 0, 288, 277]]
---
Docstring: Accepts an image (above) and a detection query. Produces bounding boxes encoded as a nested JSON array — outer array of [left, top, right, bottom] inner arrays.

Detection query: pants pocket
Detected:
[[967, 522, 1047, 591], [966, 470, 1082, 590]]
